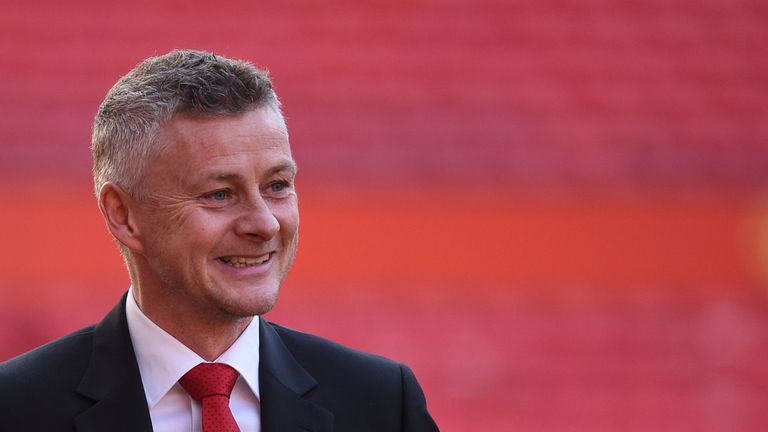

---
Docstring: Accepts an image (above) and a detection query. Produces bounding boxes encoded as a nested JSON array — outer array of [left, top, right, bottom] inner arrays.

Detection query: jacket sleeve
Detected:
[[400, 364, 440, 431]]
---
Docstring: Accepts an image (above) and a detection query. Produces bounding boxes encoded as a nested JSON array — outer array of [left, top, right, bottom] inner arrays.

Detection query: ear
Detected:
[[98, 182, 145, 254]]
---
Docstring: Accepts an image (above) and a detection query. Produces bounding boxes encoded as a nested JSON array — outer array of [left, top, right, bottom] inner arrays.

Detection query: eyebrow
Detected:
[[264, 159, 298, 178], [198, 159, 298, 184]]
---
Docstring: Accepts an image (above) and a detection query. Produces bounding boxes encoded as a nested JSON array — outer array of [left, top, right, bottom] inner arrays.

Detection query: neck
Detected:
[[132, 288, 252, 361]]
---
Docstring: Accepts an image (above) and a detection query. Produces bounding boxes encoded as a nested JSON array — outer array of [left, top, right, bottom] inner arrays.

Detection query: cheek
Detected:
[[272, 199, 299, 231], [189, 215, 236, 248], [168, 211, 232, 252], [278, 209, 299, 236], [144, 206, 195, 245]]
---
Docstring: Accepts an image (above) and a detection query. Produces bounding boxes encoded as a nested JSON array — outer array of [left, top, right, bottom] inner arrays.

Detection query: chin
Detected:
[[220, 287, 280, 318]]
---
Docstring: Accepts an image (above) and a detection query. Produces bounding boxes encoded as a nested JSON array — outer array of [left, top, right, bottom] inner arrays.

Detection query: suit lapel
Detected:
[[74, 293, 153, 432], [259, 318, 334, 432]]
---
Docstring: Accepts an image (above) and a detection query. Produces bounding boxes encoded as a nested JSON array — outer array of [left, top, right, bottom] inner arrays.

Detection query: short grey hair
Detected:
[[91, 49, 281, 199]]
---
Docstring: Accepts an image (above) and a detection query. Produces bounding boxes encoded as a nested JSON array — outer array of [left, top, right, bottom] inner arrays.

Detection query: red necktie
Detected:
[[179, 363, 241, 432]]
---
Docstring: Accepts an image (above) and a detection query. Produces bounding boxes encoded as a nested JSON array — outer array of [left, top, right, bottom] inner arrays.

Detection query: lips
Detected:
[[218, 253, 271, 268]]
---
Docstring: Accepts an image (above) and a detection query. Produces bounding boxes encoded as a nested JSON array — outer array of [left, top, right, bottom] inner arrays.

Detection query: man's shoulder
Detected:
[[0, 325, 112, 429], [0, 325, 96, 388], [265, 320, 405, 376], [263, 320, 439, 430]]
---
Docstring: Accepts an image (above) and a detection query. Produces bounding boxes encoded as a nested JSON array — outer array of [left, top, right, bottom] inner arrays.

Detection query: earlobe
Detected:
[[98, 182, 145, 253]]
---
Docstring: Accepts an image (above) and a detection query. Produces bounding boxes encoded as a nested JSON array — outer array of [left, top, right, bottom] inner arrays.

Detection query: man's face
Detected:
[[131, 107, 298, 322]]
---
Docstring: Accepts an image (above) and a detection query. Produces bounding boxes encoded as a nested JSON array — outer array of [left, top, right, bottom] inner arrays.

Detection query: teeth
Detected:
[[221, 254, 270, 267]]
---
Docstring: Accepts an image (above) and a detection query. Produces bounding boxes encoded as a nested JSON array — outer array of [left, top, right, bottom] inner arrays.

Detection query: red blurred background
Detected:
[[2, 1, 768, 430]]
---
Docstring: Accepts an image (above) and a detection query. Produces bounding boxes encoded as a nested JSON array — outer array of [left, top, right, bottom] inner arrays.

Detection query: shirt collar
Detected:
[[125, 287, 261, 408]]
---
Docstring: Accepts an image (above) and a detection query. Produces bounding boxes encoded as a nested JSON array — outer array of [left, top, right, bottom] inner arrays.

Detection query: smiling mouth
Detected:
[[219, 253, 271, 268]]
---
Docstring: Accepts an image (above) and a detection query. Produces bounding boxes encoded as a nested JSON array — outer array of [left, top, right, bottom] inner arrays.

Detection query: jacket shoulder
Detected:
[[267, 320, 402, 374], [264, 321, 440, 431], [0, 325, 96, 389]]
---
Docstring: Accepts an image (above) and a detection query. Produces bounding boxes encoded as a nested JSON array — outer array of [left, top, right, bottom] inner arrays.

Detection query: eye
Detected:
[[209, 190, 229, 201], [270, 181, 289, 193]]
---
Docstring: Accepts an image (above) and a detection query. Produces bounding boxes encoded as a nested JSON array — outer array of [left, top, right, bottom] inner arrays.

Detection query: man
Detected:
[[0, 50, 438, 432]]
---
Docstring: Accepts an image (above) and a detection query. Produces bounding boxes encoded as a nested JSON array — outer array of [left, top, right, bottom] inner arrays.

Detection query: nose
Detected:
[[234, 193, 280, 240]]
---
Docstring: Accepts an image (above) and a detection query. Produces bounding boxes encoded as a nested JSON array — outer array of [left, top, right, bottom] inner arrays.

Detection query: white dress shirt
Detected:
[[125, 287, 261, 432]]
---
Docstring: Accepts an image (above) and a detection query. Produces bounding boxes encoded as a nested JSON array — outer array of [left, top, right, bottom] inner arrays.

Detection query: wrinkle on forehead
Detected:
[[153, 107, 290, 161], [171, 108, 287, 140]]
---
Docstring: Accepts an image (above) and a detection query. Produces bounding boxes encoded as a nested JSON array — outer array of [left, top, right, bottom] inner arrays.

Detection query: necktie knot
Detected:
[[179, 362, 239, 401]]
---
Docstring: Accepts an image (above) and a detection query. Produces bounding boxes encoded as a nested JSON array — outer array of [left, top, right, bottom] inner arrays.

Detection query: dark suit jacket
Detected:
[[0, 294, 439, 431]]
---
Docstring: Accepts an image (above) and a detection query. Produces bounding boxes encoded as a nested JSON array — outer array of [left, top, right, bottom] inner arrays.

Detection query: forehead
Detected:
[[155, 108, 291, 166]]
